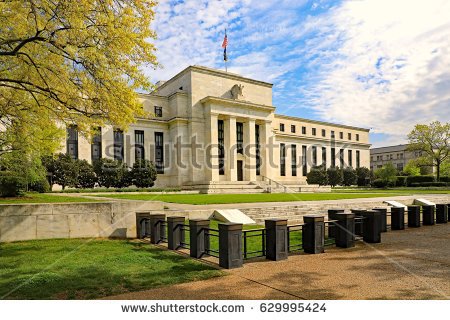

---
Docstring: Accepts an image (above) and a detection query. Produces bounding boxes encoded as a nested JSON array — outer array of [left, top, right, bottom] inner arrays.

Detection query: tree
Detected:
[[306, 165, 328, 186], [76, 160, 97, 188], [327, 166, 343, 187], [93, 158, 130, 188], [374, 163, 397, 187], [355, 167, 371, 186], [342, 167, 357, 186], [403, 160, 421, 176], [408, 121, 450, 181], [129, 159, 157, 188], [0, 0, 158, 159], [44, 153, 78, 190]]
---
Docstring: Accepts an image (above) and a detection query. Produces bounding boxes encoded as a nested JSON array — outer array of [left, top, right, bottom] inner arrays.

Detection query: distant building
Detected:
[[370, 144, 431, 173]]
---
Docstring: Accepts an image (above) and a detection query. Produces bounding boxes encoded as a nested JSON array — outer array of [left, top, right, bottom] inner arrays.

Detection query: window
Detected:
[[135, 130, 145, 161], [302, 145, 307, 176], [322, 129, 326, 137], [339, 132, 343, 139], [348, 133, 352, 140], [291, 125, 296, 133], [397, 163, 403, 171], [302, 126, 306, 134], [256, 124, 261, 176], [236, 122, 244, 154], [331, 130, 335, 138], [154, 106, 162, 117], [340, 149, 344, 168], [280, 143, 286, 176], [113, 129, 124, 162], [312, 128, 316, 136], [331, 148, 336, 167], [155, 132, 164, 174], [348, 149, 353, 167], [356, 134, 359, 141], [280, 123, 285, 132], [370, 156, 373, 162], [322, 147, 327, 167], [291, 144, 297, 176], [356, 150, 360, 168], [218, 120, 225, 175], [312, 146, 317, 166], [400, 153, 403, 159], [91, 127, 102, 163], [67, 125, 78, 160]]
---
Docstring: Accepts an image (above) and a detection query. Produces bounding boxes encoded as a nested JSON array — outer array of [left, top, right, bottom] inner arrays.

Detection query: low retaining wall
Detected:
[[0, 201, 164, 242]]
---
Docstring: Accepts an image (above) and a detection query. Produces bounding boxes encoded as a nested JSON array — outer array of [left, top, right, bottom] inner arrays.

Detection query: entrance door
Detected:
[[237, 160, 244, 181]]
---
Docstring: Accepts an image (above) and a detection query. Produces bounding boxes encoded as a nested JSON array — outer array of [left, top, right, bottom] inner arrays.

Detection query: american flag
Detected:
[[222, 31, 228, 61]]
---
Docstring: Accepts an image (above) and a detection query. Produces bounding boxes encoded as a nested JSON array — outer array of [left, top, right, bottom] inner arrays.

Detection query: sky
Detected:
[[147, 0, 450, 148]]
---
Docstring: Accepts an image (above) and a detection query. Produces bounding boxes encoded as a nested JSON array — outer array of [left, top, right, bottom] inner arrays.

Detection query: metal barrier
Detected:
[[180, 224, 190, 249], [242, 228, 266, 259], [204, 227, 219, 258], [324, 220, 337, 246], [287, 224, 304, 253]]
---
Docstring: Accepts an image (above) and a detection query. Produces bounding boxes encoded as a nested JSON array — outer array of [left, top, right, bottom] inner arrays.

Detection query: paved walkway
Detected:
[[105, 223, 450, 300]]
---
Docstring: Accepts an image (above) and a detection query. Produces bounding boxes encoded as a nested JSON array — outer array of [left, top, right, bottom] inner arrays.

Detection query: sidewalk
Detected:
[[105, 223, 450, 300]]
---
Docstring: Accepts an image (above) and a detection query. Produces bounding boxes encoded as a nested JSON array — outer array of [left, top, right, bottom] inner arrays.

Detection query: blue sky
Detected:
[[148, 0, 450, 147]]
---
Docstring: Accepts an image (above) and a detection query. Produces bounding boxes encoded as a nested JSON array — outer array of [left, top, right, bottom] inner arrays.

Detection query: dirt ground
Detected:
[[106, 223, 450, 300]]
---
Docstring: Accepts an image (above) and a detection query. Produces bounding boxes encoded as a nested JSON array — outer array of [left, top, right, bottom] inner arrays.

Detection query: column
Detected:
[[260, 121, 273, 179], [224, 116, 237, 181], [208, 113, 219, 182], [243, 119, 256, 181]]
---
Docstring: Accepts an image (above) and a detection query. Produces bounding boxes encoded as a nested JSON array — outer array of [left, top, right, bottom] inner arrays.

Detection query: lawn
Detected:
[[332, 187, 450, 194], [0, 238, 223, 300], [94, 192, 406, 204], [0, 193, 99, 204]]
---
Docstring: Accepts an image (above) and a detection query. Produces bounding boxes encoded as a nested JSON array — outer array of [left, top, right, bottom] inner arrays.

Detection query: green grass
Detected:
[[93, 192, 408, 204], [332, 187, 450, 194], [0, 238, 223, 300], [0, 193, 100, 204]]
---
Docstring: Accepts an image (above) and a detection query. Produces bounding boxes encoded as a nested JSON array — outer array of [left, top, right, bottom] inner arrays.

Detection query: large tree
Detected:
[[0, 0, 158, 159], [407, 121, 450, 181]]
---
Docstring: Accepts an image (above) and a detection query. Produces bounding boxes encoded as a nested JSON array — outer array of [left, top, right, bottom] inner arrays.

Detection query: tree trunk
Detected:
[[436, 159, 440, 181]]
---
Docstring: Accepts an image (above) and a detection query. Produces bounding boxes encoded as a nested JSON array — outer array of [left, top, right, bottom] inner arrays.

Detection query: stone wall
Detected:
[[0, 201, 164, 243]]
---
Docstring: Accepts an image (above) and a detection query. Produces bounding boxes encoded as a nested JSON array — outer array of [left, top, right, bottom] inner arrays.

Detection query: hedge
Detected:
[[0, 172, 26, 197], [395, 176, 407, 187], [406, 175, 435, 186], [410, 182, 448, 187]]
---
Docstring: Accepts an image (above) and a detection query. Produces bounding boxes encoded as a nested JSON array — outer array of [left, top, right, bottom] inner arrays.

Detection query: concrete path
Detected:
[[105, 223, 450, 300]]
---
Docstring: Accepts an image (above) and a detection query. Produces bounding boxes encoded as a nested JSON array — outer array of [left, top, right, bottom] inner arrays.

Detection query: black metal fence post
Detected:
[[265, 219, 288, 261], [136, 211, 151, 239], [150, 214, 166, 244], [218, 223, 243, 269], [422, 205, 435, 225], [436, 204, 448, 224], [391, 207, 405, 230], [351, 209, 366, 236], [372, 207, 388, 232], [335, 213, 355, 248], [302, 215, 325, 254], [189, 219, 210, 258], [360, 210, 381, 243], [167, 216, 186, 250], [328, 209, 344, 238], [407, 205, 421, 228]]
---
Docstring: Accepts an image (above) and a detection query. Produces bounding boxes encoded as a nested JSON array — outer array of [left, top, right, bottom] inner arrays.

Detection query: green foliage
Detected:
[[0, 171, 26, 197], [372, 179, 388, 188], [342, 167, 357, 186], [326, 166, 343, 187], [28, 178, 51, 193], [76, 160, 97, 189], [129, 159, 157, 188], [355, 167, 372, 186], [403, 161, 421, 176], [43, 153, 78, 190], [410, 182, 448, 187], [395, 176, 407, 187], [406, 175, 435, 186], [306, 165, 328, 186], [93, 158, 131, 188], [374, 163, 397, 187]]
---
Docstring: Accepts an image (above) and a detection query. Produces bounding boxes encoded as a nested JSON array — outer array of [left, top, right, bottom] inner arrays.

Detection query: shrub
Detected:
[[43, 153, 78, 190], [355, 167, 371, 186], [410, 182, 448, 187], [306, 166, 328, 186], [129, 159, 157, 188], [327, 166, 343, 187], [395, 176, 407, 187], [342, 167, 357, 186], [374, 163, 397, 187], [76, 160, 97, 188], [406, 175, 435, 186], [372, 179, 388, 188], [93, 158, 131, 188], [29, 178, 51, 193], [0, 172, 26, 197], [438, 176, 450, 183]]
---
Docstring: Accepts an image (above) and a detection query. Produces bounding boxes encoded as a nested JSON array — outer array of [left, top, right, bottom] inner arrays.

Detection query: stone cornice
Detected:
[[275, 114, 370, 132], [200, 96, 276, 112], [275, 132, 371, 148]]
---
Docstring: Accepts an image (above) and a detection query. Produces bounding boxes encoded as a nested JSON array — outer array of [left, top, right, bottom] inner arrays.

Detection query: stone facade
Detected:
[[370, 144, 433, 173], [59, 65, 371, 188]]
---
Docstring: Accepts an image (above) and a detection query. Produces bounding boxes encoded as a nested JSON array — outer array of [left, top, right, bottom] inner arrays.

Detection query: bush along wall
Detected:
[[406, 175, 435, 186]]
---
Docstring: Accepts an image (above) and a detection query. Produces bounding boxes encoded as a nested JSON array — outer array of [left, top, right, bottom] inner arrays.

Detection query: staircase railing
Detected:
[[259, 175, 298, 193]]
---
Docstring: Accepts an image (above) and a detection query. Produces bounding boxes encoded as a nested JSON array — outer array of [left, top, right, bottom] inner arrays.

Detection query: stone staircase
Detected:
[[181, 181, 266, 194]]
